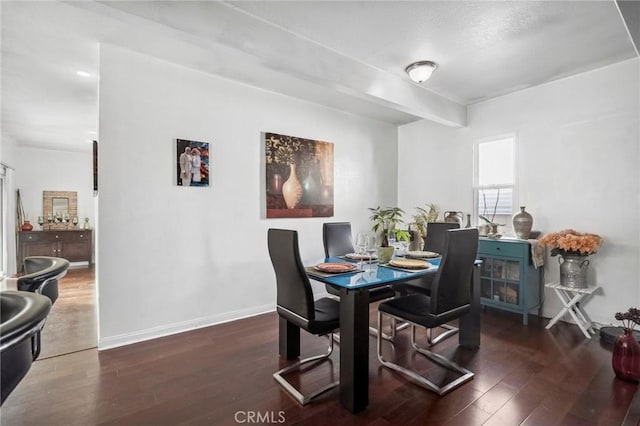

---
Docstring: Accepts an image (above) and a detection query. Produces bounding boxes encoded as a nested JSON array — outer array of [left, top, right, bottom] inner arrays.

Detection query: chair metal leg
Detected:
[[273, 333, 339, 405], [369, 319, 409, 341], [426, 323, 458, 346], [377, 312, 474, 396]]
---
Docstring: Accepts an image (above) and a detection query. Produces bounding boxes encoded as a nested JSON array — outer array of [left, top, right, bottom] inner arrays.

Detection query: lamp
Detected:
[[405, 60, 437, 83]]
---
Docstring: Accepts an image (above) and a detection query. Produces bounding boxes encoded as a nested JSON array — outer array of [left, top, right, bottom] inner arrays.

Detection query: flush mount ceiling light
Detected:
[[405, 61, 438, 83]]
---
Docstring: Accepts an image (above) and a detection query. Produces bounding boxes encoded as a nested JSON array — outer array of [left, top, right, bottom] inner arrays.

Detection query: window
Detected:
[[474, 135, 516, 228]]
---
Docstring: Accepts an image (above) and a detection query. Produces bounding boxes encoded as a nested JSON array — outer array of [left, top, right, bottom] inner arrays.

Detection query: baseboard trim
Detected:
[[98, 304, 274, 350]]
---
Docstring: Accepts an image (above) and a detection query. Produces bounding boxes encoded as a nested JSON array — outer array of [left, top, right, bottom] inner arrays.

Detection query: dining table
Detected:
[[278, 254, 482, 414]]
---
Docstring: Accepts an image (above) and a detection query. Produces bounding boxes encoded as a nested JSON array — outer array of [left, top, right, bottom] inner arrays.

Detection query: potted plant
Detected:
[[368, 206, 409, 263], [411, 203, 439, 249]]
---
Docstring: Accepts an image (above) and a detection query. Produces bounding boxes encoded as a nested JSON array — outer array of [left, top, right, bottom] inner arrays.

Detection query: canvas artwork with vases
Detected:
[[265, 132, 334, 218]]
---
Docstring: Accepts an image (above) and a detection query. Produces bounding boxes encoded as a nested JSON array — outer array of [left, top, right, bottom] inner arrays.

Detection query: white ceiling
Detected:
[[1, 1, 637, 152]]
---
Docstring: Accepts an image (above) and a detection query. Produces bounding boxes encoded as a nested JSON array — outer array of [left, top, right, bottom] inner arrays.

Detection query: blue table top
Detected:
[[307, 256, 440, 289]]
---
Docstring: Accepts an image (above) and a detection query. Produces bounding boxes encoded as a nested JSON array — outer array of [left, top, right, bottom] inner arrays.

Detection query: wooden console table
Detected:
[[17, 230, 92, 271]]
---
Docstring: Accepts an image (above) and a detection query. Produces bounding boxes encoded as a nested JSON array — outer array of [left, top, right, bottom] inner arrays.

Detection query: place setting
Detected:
[[384, 258, 432, 273], [306, 261, 362, 278], [404, 250, 441, 259]]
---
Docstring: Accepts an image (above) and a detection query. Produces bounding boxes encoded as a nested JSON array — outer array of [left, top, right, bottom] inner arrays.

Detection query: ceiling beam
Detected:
[[70, 1, 466, 127]]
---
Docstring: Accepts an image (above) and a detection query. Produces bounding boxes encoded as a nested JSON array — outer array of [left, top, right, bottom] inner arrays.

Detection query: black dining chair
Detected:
[[377, 228, 478, 395], [424, 222, 461, 253], [268, 228, 340, 405], [394, 222, 461, 297]]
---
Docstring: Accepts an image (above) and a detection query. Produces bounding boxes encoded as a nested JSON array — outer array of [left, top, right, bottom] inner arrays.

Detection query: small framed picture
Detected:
[[176, 139, 210, 187]]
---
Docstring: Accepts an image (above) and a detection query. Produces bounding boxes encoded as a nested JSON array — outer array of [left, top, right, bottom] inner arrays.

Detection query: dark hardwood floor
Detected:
[[1, 302, 636, 425], [39, 265, 97, 359]]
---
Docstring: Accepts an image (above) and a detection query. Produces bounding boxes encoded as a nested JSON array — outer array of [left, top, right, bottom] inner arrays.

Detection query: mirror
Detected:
[[43, 191, 78, 229], [52, 197, 69, 217]]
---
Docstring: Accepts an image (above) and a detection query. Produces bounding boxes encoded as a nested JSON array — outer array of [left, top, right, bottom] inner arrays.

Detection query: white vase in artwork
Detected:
[[282, 163, 302, 209]]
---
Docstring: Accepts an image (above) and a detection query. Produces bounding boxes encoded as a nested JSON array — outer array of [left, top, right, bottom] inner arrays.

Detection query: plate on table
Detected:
[[314, 262, 358, 273], [405, 250, 440, 259], [388, 259, 431, 270], [345, 253, 378, 261]]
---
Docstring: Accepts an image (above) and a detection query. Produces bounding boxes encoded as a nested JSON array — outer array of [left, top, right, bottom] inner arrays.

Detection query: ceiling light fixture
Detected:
[[405, 60, 438, 83], [76, 70, 91, 78]]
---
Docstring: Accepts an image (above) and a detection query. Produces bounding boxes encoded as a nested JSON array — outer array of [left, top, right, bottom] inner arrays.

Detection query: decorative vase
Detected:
[[301, 161, 322, 205], [444, 211, 463, 224], [558, 254, 590, 288], [270, 173, 283, 194], [512, 206, 533, 239], [612, 328, 640, 382], [282, 163, 302, 209], [21, 221, 33, 231]]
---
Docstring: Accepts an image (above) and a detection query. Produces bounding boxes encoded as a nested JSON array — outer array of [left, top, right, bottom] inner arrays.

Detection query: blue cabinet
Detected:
[[478, 238, 543, 325]]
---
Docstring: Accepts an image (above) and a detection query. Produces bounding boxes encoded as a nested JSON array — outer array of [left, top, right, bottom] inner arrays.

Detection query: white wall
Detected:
[[399, 59, 640, 325], [98, 44, 397, 348], [14, 146, 94, 230]]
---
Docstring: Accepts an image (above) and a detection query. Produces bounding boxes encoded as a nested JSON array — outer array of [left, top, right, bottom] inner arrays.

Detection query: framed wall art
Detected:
[[176, 139, 210, 187], [265, 132, 334, 218]]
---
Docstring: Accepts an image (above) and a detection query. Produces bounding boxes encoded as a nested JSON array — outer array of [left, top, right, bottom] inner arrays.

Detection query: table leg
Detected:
[[565, 300, 592, 339], [459, 264, 481, 348], [278, 317, 300, 360], [339, 287, 369, 413], [546, 289, 593, 339], [545, 288, 575, 329], [575, 304, 595, 334]]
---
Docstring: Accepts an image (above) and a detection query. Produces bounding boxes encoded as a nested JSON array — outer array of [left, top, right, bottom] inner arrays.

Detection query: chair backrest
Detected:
[[322, 222, 354, 257], [17, 256, 70, 304], [423, 222, 460, 253], [430, 228, 479, 315], [267, 229, 316, 322]]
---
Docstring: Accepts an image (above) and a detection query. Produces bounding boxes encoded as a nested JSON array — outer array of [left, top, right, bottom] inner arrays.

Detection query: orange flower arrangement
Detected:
[[539, 229, 603, 257]]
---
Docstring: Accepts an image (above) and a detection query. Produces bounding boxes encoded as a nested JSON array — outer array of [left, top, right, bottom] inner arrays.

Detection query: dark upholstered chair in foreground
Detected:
[[377, 228, 478, 396], [0, 291, 52, 405], [268, 228, 340, 405], [17, 256, 70, 305]]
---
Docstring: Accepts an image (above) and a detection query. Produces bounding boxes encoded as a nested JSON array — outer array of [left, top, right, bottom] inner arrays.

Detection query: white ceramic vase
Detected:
[[282, 163, 302, 209]]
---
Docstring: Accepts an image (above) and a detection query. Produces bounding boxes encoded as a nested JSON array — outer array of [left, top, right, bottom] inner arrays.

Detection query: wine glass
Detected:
[[355, 233, 367, 270], [397, 238, 408, 257], [37, 216, 44, 229], [365, 235, 377, 267]]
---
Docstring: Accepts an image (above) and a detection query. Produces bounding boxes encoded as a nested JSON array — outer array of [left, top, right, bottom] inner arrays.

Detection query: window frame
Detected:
[[472, 133, 518, 226]]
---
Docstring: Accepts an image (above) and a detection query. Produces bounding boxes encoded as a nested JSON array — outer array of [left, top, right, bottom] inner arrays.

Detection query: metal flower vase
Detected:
[[612, 328, 640, 382], [558, 254, 590, 288]]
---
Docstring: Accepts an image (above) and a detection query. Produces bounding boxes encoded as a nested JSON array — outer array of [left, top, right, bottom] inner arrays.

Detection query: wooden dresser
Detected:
[[17, 230, 92, 270]]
